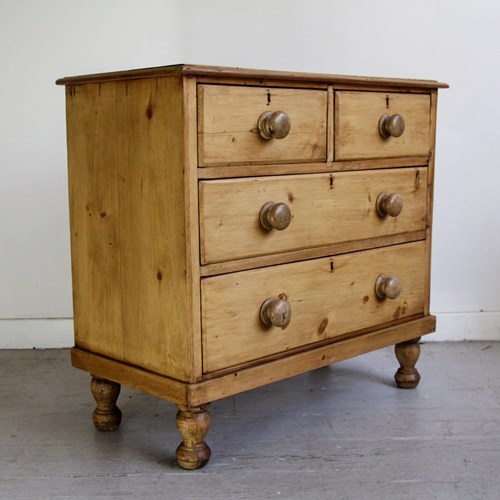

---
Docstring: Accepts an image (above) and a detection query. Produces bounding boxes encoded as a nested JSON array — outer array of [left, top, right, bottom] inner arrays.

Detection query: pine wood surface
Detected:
[[60, 66, 445, 468], [66, 76, 198, 382], [198, 84, 327, 166], [56, 64, 448, 89], [197, 156, 430, 179], [175, 405, 212, 469], [90, 376, 122, 431], [71, 315, 435, 407], [200, 230, 426, 277], [424, 90, 438, 315], [191, 316, 435, 405], [327, 86, 335, 163], [71, 348, 189, 405], [202, 241, 427, 373], [200, 168, 427, 264], [115, 77, 192, 380], [394, 338, 422, 388], [66, 83, 125, 362], [335, 91, 431, 160], [182, 76, 203, 381]]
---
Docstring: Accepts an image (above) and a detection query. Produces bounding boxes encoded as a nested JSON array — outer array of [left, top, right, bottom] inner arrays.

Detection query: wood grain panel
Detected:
[[57, 64, 448, 89], [335, 91, 431, 160], [202, 241, 427, 372], [66, 77, 197, 382], [200, 168, 427, 264], [197, 156, 429, 179], [200, 230, 426, 277], [72, 348, 188, 405], [191, 316, 436, 405], [424, 90, 438, 315], [66, 83, 124, 360], [183, 76, 203, 381], [72, 314, 436, 406], [115, 77, 192, 381], [198, 85, 327, 166]]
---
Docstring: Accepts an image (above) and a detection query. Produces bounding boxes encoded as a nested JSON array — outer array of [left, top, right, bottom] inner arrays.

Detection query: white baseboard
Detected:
[[0, 313, 498, 348], [426, 311, 500, 342], [0, 319, 74, 348]]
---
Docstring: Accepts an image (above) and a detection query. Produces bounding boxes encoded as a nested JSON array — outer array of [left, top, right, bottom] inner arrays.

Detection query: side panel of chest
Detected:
[[65, 77, 200, 382]]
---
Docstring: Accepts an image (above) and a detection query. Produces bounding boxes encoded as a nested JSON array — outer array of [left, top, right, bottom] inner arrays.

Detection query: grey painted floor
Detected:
[[1, 343, 499, 499]]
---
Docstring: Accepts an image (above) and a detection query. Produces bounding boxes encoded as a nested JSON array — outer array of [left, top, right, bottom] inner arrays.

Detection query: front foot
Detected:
[[394, 337, 421, 389], [176, 404, 211, 470], [90, 376, 122, 431]]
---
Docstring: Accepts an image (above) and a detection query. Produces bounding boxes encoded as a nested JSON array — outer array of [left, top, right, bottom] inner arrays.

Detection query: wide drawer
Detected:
[[198, 84, 327, 166], [200, 167, 427, 264], [335, 91, 431, 160], [202, 241, 427, 373]]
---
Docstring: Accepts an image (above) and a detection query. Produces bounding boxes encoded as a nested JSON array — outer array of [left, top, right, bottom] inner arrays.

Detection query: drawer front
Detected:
[[200, 168, 427, 264], [335, 91, 431, 160], [198, 85, 327, 166], [202, 241, 427, 373]]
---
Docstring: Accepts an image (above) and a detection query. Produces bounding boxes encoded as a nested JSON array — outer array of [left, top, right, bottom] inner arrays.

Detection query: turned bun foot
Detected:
[[90, 376, 122, 431], [175, 404, 211, 469], [394, 338, 421, 389]]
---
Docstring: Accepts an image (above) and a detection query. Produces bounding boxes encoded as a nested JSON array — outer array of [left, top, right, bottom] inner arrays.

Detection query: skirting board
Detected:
[[0, 313, 499, 349], [0, 319, 73, 348], [425, 312, 500, 342]]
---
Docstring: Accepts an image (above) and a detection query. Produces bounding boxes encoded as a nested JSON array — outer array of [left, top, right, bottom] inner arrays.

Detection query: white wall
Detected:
[[0, 0, 183, 346], [1, 0, 499, 347]]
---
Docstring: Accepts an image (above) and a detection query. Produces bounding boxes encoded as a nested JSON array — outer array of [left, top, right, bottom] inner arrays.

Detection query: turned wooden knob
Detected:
[[375, 274, 402, 299], [260, 295, 292, 327], [379, 113, 405, 138], [260, 201, 292, 231], [376, 192, 404, 217], [258, 111, 291, 140]]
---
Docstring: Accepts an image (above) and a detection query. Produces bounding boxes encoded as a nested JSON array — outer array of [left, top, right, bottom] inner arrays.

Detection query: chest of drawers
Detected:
[[57, 65, 447, 469]]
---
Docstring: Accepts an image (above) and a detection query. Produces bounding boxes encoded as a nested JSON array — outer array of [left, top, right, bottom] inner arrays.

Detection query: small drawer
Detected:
[[335, 91, 431, 160], [202, 241, 427, 373], [198, 84, 327, 166], [199, 167, 427, 264]]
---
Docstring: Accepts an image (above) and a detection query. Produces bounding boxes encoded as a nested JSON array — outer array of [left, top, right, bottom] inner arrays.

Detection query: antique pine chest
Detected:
[[57, 65, 447, 469]]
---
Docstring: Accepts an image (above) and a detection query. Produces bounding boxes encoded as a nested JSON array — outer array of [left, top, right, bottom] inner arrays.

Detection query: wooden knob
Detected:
[[260, 202, 292, 231], [258, 111, 291, 140], [379, 113, 405, 138], [260, 295, 292, 327], [375, 274, 402, 300], [376, 192, 404, 217]]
